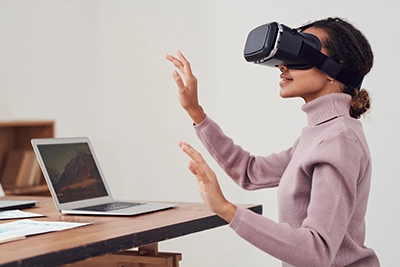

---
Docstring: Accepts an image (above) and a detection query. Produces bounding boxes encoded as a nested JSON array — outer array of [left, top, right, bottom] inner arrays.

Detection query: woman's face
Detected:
[[278, 27, 342, 103]]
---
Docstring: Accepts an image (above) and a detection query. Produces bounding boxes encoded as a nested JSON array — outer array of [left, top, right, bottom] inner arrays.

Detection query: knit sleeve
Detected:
[[229, 133, 375, 266], [193, 116, 293, 190]]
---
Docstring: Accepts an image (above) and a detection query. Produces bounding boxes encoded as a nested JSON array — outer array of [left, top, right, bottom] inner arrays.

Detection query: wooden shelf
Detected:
[[0, 121, 54, 196]]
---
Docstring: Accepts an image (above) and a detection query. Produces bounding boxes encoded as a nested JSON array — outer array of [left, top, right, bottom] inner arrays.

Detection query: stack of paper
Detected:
[[0, 210, 44, 220], [0, 219, 91, 244]]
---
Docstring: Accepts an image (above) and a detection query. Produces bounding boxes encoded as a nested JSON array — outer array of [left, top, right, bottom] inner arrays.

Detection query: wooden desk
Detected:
[[0, 196, 262, 267]]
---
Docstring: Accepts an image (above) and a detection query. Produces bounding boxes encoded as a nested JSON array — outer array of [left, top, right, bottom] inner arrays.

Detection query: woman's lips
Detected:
[[279, 75, 293, 87]]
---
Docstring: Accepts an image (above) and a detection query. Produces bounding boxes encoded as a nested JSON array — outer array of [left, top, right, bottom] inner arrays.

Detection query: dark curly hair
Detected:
[[305, 17, 374, 119]]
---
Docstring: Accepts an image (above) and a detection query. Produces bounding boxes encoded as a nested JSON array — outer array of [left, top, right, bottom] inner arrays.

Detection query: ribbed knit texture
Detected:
[[194, 93, 380, 267]]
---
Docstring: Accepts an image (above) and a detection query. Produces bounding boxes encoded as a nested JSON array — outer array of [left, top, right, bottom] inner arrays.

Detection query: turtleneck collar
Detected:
[[301, 93, 352, 126]]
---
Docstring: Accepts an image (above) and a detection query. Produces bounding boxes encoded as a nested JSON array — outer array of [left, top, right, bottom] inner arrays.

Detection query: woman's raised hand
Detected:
[[178, 141, 237, 223], [166, 51, 206, 124]]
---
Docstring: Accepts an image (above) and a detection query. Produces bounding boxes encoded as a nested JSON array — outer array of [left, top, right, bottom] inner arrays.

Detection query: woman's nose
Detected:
[[278, 65, 288, 72]]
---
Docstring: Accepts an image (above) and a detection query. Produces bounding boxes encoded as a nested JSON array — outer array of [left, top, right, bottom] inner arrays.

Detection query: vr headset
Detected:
[[243, 22, 363, 88]]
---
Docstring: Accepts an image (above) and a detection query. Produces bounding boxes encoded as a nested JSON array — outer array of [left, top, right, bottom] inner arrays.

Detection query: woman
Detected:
[[166, 17, 380, 266]]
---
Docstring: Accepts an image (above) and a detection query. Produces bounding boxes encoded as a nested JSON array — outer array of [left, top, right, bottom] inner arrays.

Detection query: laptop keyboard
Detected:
[[76, 201, 146, 212]]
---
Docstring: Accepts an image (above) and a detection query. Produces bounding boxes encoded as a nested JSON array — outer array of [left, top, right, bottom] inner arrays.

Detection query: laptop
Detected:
[[31, 137, 177, 216], [0, 182, 38, 211], [0, 200, 38, 211]]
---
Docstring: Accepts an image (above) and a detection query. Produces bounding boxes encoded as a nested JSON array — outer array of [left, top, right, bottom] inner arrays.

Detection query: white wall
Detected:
[[0, 1, 398, 266]]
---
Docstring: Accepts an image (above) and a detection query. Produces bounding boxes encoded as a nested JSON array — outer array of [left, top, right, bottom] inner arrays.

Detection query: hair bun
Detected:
[[350, 88, 371, 119]]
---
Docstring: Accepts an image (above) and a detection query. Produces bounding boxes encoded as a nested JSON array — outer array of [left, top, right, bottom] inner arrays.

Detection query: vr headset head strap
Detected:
[[299, 42, 364, 89], [297, 23, 364, 88]]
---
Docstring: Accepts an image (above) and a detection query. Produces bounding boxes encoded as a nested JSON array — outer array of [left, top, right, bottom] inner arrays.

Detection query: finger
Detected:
[[178, 140, 186, 147], [178, 142, 200, 176], [166, 54, 184, 72], [188, 160, 198, 176], [165, 54, 174, 62], [179, 141, 192, 154], [177, 50, 189, 65], [171, 71, 186, 89], [180, 142, 206, 165], [179, 141, 201, 162], [176, 50, 193, 76], [188, 160, 210, 184]]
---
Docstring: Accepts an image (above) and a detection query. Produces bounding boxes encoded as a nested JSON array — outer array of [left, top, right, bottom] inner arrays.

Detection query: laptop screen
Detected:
[[37, 142, 108, 204]]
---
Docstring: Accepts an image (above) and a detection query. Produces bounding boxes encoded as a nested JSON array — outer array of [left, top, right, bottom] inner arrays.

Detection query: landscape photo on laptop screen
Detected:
[[37, 143, 108, 203]]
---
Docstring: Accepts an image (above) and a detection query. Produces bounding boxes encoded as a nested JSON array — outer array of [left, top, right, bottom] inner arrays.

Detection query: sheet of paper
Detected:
[[0, 234, 26, 244], [0, 219, 91, 244], [0, 210, 45, 220], [0, 183, 4, 197]]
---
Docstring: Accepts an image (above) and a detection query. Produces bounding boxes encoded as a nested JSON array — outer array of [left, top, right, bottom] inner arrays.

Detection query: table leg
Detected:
[[65, 243, 182, 267]]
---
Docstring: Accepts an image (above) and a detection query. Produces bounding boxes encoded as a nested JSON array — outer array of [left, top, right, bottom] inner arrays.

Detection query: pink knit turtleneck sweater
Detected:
[[193, 93, 380, 267]]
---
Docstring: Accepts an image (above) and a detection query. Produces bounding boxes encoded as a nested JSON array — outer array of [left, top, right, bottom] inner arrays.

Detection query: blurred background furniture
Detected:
[[0, 121, 54, 196]]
